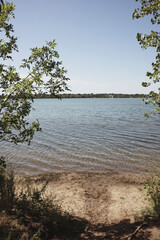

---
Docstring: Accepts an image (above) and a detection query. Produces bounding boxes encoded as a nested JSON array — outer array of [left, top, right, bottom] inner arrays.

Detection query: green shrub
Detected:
[[144, 168, 160, 220], [0, 156, 15, 212]]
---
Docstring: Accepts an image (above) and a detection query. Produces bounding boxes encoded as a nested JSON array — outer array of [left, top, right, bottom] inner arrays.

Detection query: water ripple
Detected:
[[0, 98, 159, 175]]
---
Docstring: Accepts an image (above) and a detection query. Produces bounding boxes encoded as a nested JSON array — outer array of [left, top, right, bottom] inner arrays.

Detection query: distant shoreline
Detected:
[[33, 93, 148, 99], [0, 93, 148, 99]]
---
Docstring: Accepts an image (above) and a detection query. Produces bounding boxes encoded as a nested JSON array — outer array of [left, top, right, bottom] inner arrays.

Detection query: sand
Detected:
[[17, 172, 160, 239]]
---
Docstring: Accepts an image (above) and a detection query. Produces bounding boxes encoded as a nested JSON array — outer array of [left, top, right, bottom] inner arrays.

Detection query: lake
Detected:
[[0, 98, 160, 175]]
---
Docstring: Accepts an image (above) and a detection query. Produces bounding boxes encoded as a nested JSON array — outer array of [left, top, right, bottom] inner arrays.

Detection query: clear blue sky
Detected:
[[10, 0, 157, 94]]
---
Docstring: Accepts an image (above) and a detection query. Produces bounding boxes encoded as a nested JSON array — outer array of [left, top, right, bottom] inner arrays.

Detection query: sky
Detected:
[[6, 0, 159, 94]]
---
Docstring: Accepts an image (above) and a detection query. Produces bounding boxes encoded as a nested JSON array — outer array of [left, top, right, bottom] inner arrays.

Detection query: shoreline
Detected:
[[20, 171, 148, 182], [15, 167, 155, 177]]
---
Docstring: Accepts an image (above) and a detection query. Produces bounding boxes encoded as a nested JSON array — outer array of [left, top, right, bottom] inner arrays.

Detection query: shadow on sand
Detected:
[[58, 218, 159, 240]]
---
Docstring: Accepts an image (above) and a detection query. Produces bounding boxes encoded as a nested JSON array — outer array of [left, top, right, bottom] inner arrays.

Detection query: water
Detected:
[[0, 98, 160, 175]]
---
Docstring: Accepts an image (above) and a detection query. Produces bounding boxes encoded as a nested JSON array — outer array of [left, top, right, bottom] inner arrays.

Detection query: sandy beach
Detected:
[[16, 172, 160, 239]]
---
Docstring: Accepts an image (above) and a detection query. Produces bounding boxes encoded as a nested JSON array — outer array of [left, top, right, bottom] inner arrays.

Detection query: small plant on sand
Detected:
[[135, 168, 160, 222], [144, 168, 160, 220], [134, 168, 160, 222]]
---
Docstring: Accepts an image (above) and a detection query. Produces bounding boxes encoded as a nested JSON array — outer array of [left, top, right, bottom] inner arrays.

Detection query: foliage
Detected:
[[133, 0, 160, 116], [0, 1, 70, 145], [0, 0, 4, 13], [0, 156, 15, 212], [144, 169, 160, 219], [135, 169, 160, 222], [132, 1, 160, 222]]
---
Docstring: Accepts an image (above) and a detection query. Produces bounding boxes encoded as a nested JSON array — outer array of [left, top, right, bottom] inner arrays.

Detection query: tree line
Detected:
[[32, 93, 148, 99]]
